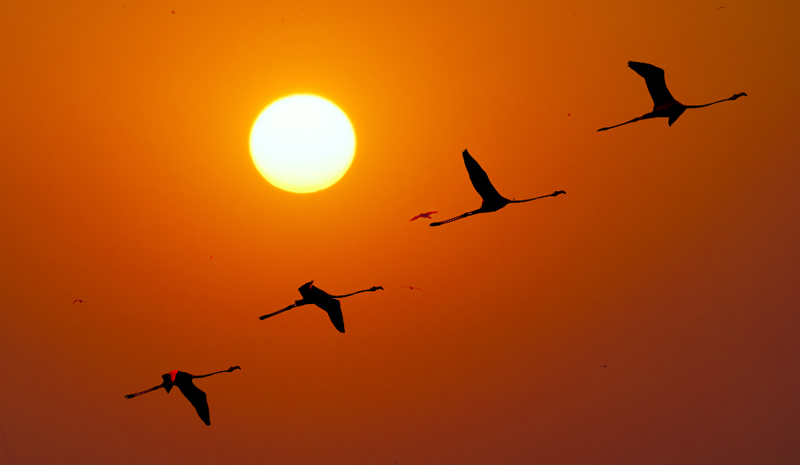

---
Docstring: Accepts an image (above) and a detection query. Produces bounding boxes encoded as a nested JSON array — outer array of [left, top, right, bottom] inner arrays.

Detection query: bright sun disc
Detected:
[[249, 94, 356, 193]]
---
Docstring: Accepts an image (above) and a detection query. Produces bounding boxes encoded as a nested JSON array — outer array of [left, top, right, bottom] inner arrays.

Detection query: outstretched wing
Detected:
[[177, 380, 211, 426], [315, 298, 345, 333], [462, 150, 505, 204], [627, 61, 677, 109]]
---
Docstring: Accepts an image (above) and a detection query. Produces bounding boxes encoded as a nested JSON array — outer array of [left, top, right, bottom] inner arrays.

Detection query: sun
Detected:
[[249, 94, 356, 193]]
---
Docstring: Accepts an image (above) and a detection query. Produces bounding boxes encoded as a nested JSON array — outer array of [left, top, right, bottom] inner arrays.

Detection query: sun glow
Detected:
[[249, 94, 356, 193]]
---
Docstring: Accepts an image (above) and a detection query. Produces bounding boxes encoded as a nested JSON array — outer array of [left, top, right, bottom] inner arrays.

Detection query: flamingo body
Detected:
[[124, 366, 241, 426], [429, 149, 565, 227], [298, 281, 346, 333], [259, 282, 383, 333], [598, 61, 747, 131]]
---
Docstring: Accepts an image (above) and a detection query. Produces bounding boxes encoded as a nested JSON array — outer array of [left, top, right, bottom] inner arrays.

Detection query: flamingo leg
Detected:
[[429, 210, 480, 227], [259, 302, 302, 320], [124, 384, 164, 399], [597, 114, 651, 132]]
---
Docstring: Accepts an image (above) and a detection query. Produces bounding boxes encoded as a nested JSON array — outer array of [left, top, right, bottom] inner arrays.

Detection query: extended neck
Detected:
[[193, 371, 226, 380], [509, 190, 566, 203], [686, 93, 747, 109], [331, 287, 383, 299], [194, 366, 241, 379]]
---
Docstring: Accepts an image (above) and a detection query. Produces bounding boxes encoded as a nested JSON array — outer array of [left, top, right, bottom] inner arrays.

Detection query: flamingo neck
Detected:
[[685, 96, 737, 109], [509, 192, 563, 203], [331, 288, 381, 299]]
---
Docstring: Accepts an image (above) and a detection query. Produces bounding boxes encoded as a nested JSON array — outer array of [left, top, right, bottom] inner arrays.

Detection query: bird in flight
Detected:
[[72, 299, 84, 304], [430, 149, 565, 227], [410, 211, 438, 221], [598, 61, 747, 131], [124, 366, 241, 426], [401, 285, 422, 291], [259, 281, 383, 333]]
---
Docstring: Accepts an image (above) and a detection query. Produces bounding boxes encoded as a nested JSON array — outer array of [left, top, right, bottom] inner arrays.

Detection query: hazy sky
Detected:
[[2, 0, 800, 464]]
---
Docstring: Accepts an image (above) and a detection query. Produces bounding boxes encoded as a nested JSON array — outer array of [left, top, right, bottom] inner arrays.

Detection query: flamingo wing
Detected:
[[177, 380, 211, 425], [627, 61, 677, 108], [461, 150, 505, 204], [315, 298, 345, 333]]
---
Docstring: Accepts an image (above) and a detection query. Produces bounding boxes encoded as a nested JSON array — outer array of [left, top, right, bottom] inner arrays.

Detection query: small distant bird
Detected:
[[259, 281, 383, 333], [72, 299, 84, 304], [430, 149, 565, 227], [717, 6, 726, 9], [410, 211, 438, 221], [598, 61, 747, 131], [124, 366, 240, 426], [401, 285, 422, 291], [601, 365, 608, 368]]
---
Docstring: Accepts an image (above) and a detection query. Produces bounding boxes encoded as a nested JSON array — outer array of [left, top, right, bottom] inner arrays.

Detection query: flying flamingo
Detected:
[[259, 281, 383, 333], [401, 285, 422, 291], [429, 149, 565, 227], [124, 366, 241, 426], [410, 211, 438, 221], [598, 61, 747, 131]]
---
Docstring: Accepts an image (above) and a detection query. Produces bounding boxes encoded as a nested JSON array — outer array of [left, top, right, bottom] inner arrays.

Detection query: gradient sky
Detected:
[[2, 0, 800, 464]]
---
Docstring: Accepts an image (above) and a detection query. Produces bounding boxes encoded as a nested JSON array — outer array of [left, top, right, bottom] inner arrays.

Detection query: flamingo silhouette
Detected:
[[598, 61, 747, 131], [429, 149, 565, 227], [124, 366, 241, 425], [410, 211, 438, 221], [259, 281, 383, 333]]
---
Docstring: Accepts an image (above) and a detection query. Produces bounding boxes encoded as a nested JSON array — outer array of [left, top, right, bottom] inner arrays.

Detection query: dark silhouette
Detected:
[[601, 365, 608, 368], [410, 211, 438, 221], [124, 366, 241, 426], [598, 61, 747, 131], [430, 149, 565, 227], [259, 281, 383, 333], [401, 285, 422, 291], [72, 299, 84, 304]]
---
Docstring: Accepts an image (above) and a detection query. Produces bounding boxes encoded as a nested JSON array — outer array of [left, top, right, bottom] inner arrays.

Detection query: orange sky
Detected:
[[2, 0, 800, 463]]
